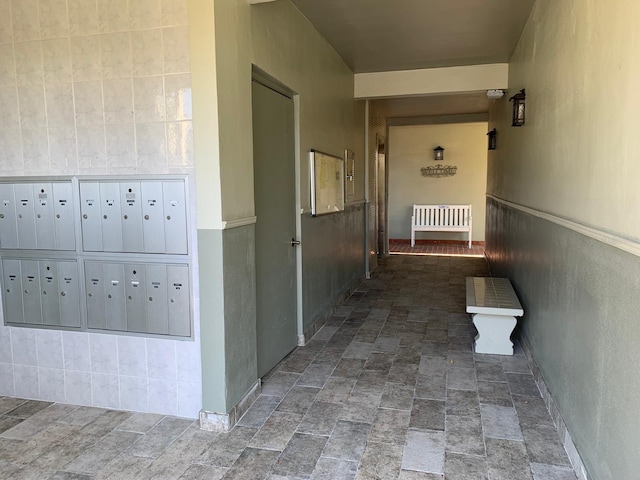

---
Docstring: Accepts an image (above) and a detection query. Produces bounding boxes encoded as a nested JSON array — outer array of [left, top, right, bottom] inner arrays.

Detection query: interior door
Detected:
[[252, 79, 298, 377]]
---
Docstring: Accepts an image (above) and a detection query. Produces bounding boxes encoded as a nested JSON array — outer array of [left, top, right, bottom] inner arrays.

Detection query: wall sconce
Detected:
[[433, 146, 445, 161], [487, 128, 497, 150], [509, 89, 526, 126]]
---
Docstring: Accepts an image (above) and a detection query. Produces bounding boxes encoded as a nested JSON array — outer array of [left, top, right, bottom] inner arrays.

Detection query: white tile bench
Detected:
[[466, 276, 524, 355], [411, 204, 472, 248]]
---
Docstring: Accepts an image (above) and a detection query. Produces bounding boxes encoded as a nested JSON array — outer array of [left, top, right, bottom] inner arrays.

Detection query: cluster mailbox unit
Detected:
[[0, 176, 193, 339]]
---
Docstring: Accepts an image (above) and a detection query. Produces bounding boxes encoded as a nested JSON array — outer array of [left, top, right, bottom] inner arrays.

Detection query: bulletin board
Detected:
[[310, 149, 345, 216]]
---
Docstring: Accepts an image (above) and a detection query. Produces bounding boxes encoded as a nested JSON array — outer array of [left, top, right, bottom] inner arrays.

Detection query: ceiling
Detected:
[[289, 0, 535, 117]]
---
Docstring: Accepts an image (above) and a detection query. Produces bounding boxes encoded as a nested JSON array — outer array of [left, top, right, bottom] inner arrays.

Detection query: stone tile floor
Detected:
[[0, 255, 577, 479]]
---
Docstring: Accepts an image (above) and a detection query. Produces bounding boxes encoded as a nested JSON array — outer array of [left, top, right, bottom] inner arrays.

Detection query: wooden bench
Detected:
[[466, 277, 524, 355], [411, 204, 472, 248]]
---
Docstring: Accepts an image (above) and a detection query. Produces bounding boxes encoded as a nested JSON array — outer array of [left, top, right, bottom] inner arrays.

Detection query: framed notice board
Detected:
[[310, 149, 345, 216]]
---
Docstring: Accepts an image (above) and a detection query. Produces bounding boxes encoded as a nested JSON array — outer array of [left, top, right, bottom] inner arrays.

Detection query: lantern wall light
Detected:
[[487, 128, 497, 150], [433, 146, 445, 161], [509, 89, 526, 127]]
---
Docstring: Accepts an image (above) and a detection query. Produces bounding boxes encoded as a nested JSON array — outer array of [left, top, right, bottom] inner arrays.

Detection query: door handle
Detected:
[[291, 238, 301, 247]]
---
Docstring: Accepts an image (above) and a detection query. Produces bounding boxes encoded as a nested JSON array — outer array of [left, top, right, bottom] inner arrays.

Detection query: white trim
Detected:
[[488, 194, 640, 258], [221, 216, 257, 230], [355, 63, 508, 99]]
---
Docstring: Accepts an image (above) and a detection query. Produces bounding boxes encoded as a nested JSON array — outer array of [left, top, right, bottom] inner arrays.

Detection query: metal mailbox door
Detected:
[[163, 181, 188, 254], [0, 184, 18, 249], [57, 261, 81, 328], [99, 182, 123, 252], [40, 260, 61, 326], [52, 182, 76, 250], [125, 264, 146, 333], [104, 262, 126, 331], [120, 182, 144, 253], [14, 184, 37, 250], [33, 183, 55, 250], [21, 260, 42, 324], [80, 183, 103, 251], [141, 182, 165, 253], [167, 264, 190, 337], [85, 261, 106, 329], [2, 259, 24, 323], [145, 264, 168, 334]]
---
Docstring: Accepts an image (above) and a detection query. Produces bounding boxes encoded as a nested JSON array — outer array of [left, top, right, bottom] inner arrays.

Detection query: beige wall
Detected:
[[488, 0, 640, 241], [388, 123, 487, 241], [208, 0, 363, 222], [487, 1, 640, 478]]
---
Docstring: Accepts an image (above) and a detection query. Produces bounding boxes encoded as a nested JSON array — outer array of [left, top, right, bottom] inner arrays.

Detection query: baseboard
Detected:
[[299, 275, 365, 345], [520, 336, 590, 480], [199, 380, 261, 433]]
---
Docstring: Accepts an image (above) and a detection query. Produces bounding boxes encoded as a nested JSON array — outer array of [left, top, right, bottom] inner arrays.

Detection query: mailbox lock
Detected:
[[37, 214, 41, 218], [166, 215, 171, 220], [60, 291, 66, 297], [0, 214, 4, 218], [83, 214, 88, 219], [56, 214, 60, 218], [42, 290, 47, 295], [103, 215, 108, 219], [170, 299, 175, 303], [148, 297, 153, 301], [124, 215, 128, 219], [18, 214, 22, 218], [144, 215, 150, 220], [128, 295, 132, 300], [108, 294, 112, 299], [88, 293, 92, 297]]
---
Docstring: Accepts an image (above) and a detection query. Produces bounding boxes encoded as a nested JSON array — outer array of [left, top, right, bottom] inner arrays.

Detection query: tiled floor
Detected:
[[0, 254, 577, 479], [389, 240, 486, 257]]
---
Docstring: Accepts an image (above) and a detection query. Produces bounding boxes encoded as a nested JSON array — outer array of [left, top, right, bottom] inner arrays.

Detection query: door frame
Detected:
[[251, 66, 304, 348]]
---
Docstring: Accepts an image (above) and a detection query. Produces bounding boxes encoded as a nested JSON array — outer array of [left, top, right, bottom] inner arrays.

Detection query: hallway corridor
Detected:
[[0, 255, 576, 479]]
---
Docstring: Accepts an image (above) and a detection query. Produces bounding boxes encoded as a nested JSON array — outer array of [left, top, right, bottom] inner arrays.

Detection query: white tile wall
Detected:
[[0, 324, 202, 418], [0, 0, 202, 419], [0, 0, 193, 175]]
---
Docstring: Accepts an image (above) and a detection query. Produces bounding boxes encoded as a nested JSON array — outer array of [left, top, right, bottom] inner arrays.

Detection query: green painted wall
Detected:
[[196, 229, 227, 412], [222, 225, 258, 407]]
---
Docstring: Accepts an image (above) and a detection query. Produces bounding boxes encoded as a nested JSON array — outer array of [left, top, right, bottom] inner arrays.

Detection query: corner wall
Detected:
[[195, 0, 366, 416], [486, 1, 640, 478]]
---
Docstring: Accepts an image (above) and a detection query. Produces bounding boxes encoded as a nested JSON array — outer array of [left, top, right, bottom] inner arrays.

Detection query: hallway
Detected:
[[0, 254, 576, 479]]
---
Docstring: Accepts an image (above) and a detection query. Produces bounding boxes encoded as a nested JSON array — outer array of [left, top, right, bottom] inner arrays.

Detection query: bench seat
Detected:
[[411, 204, 472, 247], [466, 277, 523, 355]]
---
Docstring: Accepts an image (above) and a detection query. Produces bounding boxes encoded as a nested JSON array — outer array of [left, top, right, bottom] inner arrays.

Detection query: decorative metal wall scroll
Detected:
[[420, 164, 458, 178]]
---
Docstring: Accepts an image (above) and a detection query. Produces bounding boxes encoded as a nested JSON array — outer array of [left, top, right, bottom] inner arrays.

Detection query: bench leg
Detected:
[[411, 230, 415, 247], [472, 313, 517, 355]]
